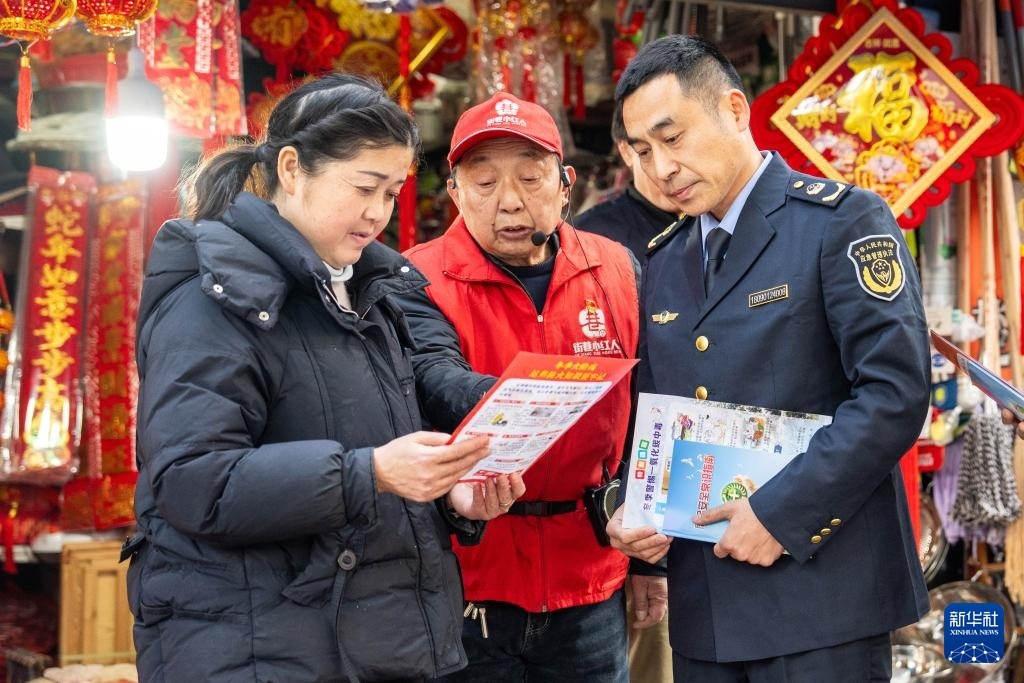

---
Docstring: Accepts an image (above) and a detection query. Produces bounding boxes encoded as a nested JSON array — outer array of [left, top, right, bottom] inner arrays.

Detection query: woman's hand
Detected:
[[447, 473, 527, 520], [373, 432, 490, 502]]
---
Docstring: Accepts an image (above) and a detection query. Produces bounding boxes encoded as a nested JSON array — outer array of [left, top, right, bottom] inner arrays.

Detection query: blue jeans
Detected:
[[442, 589, 629, 682]]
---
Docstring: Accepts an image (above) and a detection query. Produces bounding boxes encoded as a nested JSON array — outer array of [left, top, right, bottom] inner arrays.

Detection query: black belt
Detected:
[[506, 500, 578, 516]]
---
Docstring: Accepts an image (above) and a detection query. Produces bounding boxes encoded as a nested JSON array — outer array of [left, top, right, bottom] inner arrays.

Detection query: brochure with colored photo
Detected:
[[623, 393, 831, 542], [930, 329, 1024, 421], [450, 352, 637, 481]]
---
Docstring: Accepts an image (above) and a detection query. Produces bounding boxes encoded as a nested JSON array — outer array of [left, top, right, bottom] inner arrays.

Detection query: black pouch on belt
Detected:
[[583, 465, 620, 546]]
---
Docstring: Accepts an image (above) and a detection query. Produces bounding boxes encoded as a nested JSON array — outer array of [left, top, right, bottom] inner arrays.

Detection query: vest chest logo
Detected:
[[572, 299, 622, 356], [846, 234, 906, 301], [748, 284, 789, 308], [578, 299, 607, 339]]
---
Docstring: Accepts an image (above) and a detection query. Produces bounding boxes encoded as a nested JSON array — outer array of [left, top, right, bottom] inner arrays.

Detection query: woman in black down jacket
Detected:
[[125, 74, 524, 683]]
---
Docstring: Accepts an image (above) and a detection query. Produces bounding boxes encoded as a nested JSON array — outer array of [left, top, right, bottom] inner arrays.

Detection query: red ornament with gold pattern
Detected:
[[75, 0, 156, 35], [0, 0, 76, 130]]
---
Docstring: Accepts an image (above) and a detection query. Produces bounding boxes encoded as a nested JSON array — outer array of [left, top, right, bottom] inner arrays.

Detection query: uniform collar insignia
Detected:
[[646, 215, 689, 251]]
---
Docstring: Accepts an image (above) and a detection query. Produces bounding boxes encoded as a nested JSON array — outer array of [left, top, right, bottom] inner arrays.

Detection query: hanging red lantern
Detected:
[[0, 0, 77, 130], [74, 0, 158, 116], [75, 0, 155, 35]]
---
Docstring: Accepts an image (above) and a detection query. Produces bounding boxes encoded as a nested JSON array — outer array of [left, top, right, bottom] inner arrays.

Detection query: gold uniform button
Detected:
[[695, 386, 708, 400], [793, 180, 805, 189], [810, 535, 822, 544], [830, 518, 842, 527], [695, 336, 709, 352], [820, 528, 831, 535]]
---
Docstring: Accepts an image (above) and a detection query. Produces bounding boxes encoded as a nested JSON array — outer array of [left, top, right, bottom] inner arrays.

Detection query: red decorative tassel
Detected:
[[398, 14, 411, 112], [522, 58, 536, 103], [398, 170, 417, 251], [104, 46, 118, 118], [17, 54, 31, 132], [563, 54, 572, 108], [574, 62, 585, 120], [2, 502, 17, 575]]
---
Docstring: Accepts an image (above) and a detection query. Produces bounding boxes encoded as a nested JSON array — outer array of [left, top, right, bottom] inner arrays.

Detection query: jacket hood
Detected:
[[141, 192, 426, 331]]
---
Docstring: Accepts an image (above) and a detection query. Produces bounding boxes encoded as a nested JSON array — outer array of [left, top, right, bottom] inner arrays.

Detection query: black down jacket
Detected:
[[125, 193, 467, 682]]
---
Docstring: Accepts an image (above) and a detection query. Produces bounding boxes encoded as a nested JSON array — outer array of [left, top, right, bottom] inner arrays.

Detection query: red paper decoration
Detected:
[[138, 0, 247, 139], [751, 0, 1024, 229]]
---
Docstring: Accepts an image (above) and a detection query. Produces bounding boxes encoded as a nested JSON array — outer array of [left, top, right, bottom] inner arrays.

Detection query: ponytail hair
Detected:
[[184, 73, 420, 221]]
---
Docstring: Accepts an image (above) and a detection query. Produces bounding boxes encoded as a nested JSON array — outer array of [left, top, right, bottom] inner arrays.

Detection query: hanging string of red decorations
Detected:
[[559, 0, 598, 120], [74, 0, 158, 117], [750, 0, 1024, 229], [0, 0, 77, 130], [0, 271, 12, 415]]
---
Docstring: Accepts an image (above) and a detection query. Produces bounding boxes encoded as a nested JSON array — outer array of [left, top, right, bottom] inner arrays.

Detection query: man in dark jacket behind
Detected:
[[574, 107, 680, 262]]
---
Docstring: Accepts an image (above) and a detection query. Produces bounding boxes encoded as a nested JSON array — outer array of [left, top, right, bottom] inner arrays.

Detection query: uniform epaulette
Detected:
[[786, 176, 852, 207], [647, 215, 690, 253]]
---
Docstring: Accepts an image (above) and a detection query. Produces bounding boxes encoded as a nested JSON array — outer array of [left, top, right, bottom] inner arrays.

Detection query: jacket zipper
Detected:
[[489, 265, 548, 344], [489, 263, 555, 611]]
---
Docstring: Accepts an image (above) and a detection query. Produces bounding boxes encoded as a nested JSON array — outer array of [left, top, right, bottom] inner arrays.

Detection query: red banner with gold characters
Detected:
[[751, 1, 1024, 229], [138, 0, 247, 138], [0, 167, 94, 486], [63, 181, 144, 530]]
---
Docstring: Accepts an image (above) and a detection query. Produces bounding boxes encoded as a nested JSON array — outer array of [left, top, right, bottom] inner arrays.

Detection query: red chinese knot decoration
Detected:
[[751, 2, 1024, 229], [0, 0, 76, 130]]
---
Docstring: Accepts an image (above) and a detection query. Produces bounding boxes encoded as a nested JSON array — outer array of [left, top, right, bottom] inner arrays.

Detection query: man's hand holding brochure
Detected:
[[620, 393, 831, 552]]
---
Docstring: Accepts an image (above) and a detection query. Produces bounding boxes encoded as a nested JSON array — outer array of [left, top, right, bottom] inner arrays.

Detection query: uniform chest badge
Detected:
[[651, 311, 679, 324], [748, 284, 789, 308], [847, 234, 906, 301]]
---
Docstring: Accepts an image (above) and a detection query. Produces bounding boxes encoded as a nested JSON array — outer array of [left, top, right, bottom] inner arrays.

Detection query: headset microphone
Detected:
[[530, 230, 550, 246]]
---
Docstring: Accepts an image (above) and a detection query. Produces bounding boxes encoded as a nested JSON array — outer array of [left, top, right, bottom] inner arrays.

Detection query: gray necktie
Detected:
[[704, 227, 731, 296]]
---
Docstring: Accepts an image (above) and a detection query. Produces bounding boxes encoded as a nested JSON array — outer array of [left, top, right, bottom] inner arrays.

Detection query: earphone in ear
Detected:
[[559, 165, 570, 188]]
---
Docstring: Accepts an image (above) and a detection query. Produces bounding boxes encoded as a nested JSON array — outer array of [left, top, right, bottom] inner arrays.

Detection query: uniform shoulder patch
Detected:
[[846, 234, 906, 301], [647, 215, 690, 253], [786, 177, 852, 207]]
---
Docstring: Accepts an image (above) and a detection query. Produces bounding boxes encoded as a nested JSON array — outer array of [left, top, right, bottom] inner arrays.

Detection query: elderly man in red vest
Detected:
[[398, 92, 666, 682]]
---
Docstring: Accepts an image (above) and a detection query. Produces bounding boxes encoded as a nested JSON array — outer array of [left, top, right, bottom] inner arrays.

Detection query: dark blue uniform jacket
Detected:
[[638, 154, 930, 661]]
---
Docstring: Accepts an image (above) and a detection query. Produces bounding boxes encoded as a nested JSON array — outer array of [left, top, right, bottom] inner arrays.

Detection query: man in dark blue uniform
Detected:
[[605, 35, 930, 682]]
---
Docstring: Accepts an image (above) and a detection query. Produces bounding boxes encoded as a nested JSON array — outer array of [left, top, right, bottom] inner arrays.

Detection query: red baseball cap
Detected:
[[447, 91, 563, 168]]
